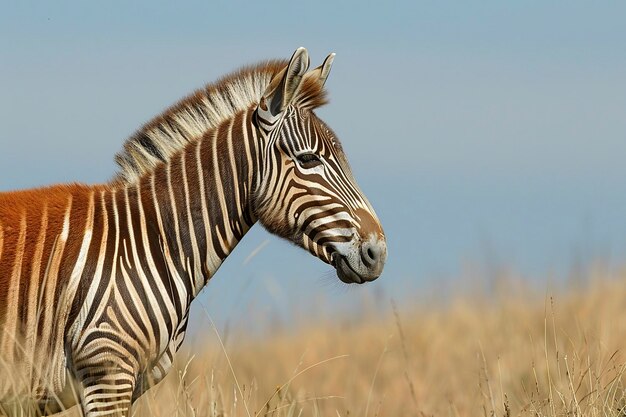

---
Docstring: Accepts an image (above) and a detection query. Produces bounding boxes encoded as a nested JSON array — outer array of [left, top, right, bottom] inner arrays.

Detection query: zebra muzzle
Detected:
[[331, 235, 387, 284]]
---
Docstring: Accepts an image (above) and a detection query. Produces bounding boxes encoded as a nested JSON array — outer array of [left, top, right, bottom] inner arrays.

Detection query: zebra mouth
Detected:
[[331, 253, 364, 284]]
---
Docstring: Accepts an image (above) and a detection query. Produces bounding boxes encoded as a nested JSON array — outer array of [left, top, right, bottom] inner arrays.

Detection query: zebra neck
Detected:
[[139, 108, 260, 298]]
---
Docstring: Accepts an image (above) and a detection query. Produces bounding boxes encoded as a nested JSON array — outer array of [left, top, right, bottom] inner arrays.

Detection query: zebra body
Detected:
[[0, 48, 386, 416]]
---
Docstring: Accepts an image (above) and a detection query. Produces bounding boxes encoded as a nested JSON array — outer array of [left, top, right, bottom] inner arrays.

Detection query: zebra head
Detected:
[[253, 48, 387, 284]]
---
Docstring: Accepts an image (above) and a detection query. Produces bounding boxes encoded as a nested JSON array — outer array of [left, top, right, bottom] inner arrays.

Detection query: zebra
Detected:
[[0, 47, 387, 416]]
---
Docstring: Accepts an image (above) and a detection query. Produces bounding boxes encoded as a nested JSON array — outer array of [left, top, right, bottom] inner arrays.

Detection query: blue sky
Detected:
[[1, 2, 626, 330]]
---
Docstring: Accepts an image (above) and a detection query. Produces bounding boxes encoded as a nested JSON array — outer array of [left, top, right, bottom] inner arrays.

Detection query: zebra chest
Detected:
[[133, 311, 190, 397]]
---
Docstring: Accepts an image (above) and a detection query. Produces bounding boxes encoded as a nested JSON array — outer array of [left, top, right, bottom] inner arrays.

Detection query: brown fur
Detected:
[[0, 184, 108, 307]]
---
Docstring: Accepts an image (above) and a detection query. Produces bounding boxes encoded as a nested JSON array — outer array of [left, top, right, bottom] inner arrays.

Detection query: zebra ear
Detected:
[[257, 47, 310, 128], [307, 52, 335, 87]]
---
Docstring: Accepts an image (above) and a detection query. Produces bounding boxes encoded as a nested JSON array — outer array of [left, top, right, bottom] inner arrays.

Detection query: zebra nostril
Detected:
[[361, 241, 380, 268]]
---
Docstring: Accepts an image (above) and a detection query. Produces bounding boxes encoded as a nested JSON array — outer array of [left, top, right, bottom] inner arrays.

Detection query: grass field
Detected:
[[5, 267, 626, 417], [127, 267, 626, 417]]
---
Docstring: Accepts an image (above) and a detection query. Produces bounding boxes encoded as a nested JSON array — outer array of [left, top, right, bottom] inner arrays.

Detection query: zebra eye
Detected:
[[296, 153, 322, 169]]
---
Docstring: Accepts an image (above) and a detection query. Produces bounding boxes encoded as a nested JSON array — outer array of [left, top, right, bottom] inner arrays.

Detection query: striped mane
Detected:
[[114, 59, 328, 184]]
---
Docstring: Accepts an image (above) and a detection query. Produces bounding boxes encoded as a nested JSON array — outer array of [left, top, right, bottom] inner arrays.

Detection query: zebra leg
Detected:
[[75, 357, 138, 417]]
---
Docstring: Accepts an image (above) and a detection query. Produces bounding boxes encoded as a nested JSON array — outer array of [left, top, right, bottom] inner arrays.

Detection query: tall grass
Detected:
[[4, 267, 626, 416]]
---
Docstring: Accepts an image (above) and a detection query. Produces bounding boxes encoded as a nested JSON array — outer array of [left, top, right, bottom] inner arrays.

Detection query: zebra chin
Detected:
[[329, 234, 387, 284]]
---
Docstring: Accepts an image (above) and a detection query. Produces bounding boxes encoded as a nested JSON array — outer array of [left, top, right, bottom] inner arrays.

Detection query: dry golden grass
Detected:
[[5, 267, 626, 416], [130, 268, 626, 417]]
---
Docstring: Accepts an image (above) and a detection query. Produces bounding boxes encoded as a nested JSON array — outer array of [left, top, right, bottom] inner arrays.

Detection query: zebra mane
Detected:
[[113, 59, 328, 184]]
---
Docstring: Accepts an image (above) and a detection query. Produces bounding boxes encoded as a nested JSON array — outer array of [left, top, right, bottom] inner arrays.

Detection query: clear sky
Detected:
[[1, 2, 626, 330]]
